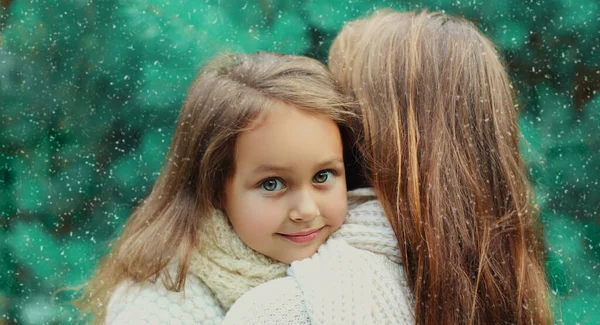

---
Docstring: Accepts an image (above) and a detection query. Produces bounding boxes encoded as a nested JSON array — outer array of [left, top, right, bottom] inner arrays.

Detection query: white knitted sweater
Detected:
[[105, 273, 224, 324], [105, 189, 413, 324], [223, 189, 415, 324]]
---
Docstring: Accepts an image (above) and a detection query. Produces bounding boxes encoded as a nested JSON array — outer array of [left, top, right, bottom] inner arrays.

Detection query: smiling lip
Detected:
[[279, 227, 324, 244]]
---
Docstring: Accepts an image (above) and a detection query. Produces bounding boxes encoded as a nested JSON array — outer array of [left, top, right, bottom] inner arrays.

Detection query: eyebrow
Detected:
[[317, 158, 345, 169], [251, 158, 344, 175]]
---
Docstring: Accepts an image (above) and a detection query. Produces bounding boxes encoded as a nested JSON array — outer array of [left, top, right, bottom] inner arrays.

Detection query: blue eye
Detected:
[[261, 178, 285, 191], [313, 170, 335, 184]]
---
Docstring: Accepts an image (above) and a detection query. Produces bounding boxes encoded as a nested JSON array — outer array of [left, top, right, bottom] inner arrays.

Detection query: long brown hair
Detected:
[[75, 52, 353, 324], [329, 10, 553, 324]]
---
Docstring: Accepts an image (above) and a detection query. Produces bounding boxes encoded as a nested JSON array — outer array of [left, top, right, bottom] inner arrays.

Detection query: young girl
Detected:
[[76, 51, 356, 324], [223, 10, 554, 325]]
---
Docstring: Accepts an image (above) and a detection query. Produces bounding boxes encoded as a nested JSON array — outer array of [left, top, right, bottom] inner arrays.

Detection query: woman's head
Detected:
[[330, 10, 552, 324], [79, 51, 353, 322], [330, 10, 522, 188]]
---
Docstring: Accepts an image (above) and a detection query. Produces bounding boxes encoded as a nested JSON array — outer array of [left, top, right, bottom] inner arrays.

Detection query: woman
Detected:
[[224, 9, 553, 325]]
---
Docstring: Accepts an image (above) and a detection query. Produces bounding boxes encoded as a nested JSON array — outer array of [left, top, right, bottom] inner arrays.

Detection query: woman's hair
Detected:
[[329, 10, 553, 325], [75, 51, 353, 323]]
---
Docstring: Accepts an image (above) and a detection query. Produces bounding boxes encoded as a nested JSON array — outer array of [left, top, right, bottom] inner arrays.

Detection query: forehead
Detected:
[[233, 103, 343, 170]]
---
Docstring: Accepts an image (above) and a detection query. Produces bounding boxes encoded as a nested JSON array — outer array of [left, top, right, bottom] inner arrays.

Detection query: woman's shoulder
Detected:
[[289, 239, 413, 324], [106, 273, 224, 324], [223, 277, 310, 325]]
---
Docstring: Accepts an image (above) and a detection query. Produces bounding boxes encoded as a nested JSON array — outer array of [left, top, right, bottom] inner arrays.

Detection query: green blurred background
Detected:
[[0, 0, 598, 324]]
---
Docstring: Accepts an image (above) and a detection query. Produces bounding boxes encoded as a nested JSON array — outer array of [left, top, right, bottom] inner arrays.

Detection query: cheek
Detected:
[[225, 189, 281, 244], [323, 188, 348, 230]]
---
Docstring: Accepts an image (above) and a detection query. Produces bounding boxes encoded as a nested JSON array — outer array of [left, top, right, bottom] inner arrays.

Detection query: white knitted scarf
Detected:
[[188, 209, 287, 310]]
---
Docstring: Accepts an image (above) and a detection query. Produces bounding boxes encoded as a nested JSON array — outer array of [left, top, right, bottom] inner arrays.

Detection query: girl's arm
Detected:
[[106, 275, 224, 324]]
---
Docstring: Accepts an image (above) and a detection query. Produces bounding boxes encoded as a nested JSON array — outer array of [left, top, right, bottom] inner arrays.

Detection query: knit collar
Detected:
[[188, 209, 287, 310], [333, 188, 402, 264]]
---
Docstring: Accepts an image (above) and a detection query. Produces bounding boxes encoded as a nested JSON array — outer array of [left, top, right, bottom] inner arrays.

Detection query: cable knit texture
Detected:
[[105, 273, 224, 325], [189, 209, 288, 309], [105, 210, 286, 324], [223, 188, 415, 324]]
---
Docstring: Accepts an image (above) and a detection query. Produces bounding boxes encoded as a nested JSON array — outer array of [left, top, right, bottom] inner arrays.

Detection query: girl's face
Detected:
[[224, 103, 348, 264]]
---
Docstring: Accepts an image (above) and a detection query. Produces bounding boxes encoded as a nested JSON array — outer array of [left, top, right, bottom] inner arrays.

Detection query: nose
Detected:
[[288, 189, 320, 222]]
